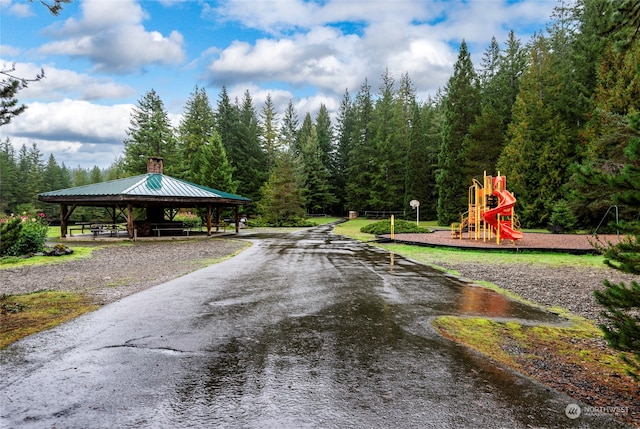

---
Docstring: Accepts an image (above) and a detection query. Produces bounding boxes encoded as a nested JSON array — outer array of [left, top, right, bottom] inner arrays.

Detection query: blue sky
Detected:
[[0, 0, 557, 169]]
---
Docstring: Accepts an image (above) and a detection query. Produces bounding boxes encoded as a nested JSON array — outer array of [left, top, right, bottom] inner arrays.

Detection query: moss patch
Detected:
[[433, 316, 639, 426], [0, 291, 98, 349]]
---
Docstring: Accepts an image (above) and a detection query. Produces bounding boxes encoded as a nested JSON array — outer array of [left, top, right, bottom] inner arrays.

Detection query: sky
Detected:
[[0, 0, 557, 170]]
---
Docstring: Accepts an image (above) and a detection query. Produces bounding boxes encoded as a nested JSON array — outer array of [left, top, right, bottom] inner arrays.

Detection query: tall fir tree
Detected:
[[0, 139, 18, 214], [369, 69, 406, 211], [257, 151, 305, 225], [279, 99, 299, 154], [123, 89, 177, 175], [498, 34, 576, 227], [260, 94, 280, 173], [593, 111, 640, 379], [235, 90, 268, 203], [178, 85, 217, 180], [298, 126, 336, 214], [345, 79, 374, 212], [333, 89, 355, 214], [436, 40, 481, 225]]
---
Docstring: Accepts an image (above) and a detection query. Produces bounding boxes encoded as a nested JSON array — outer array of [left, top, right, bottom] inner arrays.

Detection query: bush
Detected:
[[249, 217, 317, 227], [549, 200, 577, 233], [0, 212, 49, 257], [360, 219, 431, 235]]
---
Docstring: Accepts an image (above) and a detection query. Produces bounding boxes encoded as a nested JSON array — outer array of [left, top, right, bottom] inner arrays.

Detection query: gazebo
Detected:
[[38, 157, 252, 238]]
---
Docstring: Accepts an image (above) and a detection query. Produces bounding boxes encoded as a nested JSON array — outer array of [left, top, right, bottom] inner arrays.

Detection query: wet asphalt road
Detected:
[[0, 224, 631, 428]]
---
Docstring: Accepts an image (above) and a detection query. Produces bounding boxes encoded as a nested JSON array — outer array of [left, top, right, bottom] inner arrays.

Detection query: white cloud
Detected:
[[0, 60, 136, 101], [1, 100, 133, 168], [1, 99, 132, 145], [1, 0, 34, 17], [0, 45, 22, 57], [38, 0, 186, 73]]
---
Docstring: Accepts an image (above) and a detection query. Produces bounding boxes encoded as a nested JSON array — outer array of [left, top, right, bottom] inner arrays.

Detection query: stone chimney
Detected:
[[147, 156, 164, 174]]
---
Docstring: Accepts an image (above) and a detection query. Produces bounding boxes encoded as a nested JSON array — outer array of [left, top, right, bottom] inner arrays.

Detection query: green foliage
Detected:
[[0, 218, 22, 256], [549, 200, 577, 233], [122, 89, 178, 176], [1, 212, 49, 256], [437, 40, 481, 225], [360, 219, 431, 235], [257, 152, 306, 225], [594, 280, 640, 379]]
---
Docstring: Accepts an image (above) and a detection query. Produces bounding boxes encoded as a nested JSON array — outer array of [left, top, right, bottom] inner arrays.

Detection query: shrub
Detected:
[[360, 219, 431, 235], [0, 212, 49, 257], [548, 200, 577, 233], [249, 216, 317, 227]]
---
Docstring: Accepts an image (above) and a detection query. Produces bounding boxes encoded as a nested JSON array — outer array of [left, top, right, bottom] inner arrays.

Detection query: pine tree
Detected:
[[346, 79, 374, 212], [333, 89, 355, 214], [315, 104, 333, 175], [497, 34, 576, 227], [436, 40, 481, 225], [299, 126, 336, 214], [189, 131, 236, 193], [593, 112, 640, 379], [178, 85, 217, 181], [369, 69, 406, 211], [123, 89, 177, 175], [235, 90, 268, 203], [279, 99, 299, 154], [257, 152, 305, 225], [0, 139, 17, 214], [260, 94, 280, 172]]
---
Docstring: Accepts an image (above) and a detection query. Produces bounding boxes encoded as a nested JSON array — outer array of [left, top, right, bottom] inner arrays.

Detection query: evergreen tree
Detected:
[[315, 103, 333, 175], [178, 85, 217, 181], [235, 90, 268, 203], [257, 152, 305, 225], [333, 89, 355, 214], [189, 131, 236, 193], [345, 79, 375, 212], [593, 112, 640, 379], [260, 94, 280, 172], [15, 143, 44, 211], [123, 89, 177, 175], [498, 34, 576, 227], [89, 166, 103, 184], [299, 126, 336, 214], [369, 69, 406, 211], [279, 99, 299, 154], [216, 86, 241, 168], [0, 139, 18, 214], [436, 40, 481, 225], [404, 102, 435, 221], [295, 113, 314, 159]]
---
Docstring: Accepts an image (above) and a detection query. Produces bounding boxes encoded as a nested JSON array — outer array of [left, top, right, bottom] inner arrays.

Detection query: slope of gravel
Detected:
[[388, 231, 639, 323], [0, 238, 250, 305]]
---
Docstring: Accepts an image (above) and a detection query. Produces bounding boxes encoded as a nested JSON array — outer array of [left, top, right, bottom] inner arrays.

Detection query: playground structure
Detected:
[[451, 172, 523, 244]]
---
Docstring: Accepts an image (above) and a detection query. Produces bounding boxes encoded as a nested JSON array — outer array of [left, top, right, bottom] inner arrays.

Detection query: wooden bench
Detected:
[[151, 223, 188, 237], [69, 222, 92, 236]]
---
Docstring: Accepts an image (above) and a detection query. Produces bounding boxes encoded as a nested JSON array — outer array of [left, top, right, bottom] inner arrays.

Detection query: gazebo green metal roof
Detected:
[[39, 173, 251, 205]]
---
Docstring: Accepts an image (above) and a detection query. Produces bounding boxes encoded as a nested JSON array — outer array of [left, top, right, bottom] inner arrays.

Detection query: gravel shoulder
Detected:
[[390, 231, 639, 324], [0, 237, 250, 305]]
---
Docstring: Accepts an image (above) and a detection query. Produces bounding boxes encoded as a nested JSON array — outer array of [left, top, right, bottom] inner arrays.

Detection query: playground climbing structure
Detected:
[[451, 173, 523, 243]]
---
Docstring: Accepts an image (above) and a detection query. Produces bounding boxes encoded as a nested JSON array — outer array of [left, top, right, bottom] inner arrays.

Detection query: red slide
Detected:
[[482, 190, 523, 241]]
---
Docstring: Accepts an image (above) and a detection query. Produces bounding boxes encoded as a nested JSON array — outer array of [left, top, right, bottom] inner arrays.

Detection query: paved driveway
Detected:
[[0, 224, 628, 428]]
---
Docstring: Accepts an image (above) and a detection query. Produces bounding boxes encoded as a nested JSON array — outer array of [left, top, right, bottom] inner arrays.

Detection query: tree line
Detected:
[[1, 0, 639, 231]]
